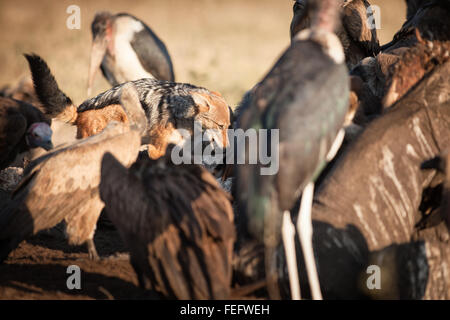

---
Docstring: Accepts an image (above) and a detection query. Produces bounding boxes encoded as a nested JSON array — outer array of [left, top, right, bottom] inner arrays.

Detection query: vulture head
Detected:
[[25, 122, 53, 151]]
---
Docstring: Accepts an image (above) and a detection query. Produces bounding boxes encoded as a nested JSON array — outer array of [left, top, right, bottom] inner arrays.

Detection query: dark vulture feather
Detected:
[[100, 150, 236, 299], [0, 97, 52, 170], [0, 84, 144, 262]]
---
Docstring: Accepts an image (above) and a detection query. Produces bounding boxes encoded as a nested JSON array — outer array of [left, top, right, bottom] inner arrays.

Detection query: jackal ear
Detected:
[[190, 91, 211, 113]]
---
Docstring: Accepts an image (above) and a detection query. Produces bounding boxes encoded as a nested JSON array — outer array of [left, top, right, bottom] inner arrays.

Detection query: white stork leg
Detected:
[[326, 129, 345, 162], [295, 129, 345, 300], [281, 210, 301, 300], [297, 181, 322, 300]]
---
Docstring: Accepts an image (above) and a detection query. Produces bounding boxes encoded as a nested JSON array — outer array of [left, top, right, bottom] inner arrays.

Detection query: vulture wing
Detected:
[[0, 123, 141, 262], [101, 152, 235, 299]]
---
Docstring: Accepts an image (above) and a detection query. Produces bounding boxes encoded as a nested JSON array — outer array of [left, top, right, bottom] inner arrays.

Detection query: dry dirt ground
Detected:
[[0, 0, 407, 300], [0, 220, 142, 300]]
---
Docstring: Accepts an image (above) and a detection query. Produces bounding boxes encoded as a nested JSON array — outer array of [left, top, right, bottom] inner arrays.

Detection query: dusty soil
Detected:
[[0, 220, 147, 300]]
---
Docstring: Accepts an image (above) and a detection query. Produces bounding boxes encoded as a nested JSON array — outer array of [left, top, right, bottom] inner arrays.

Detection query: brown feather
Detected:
[[383, 35, 450, 108], [0, 122, 140, 262], [100, 150, 235, 299], [0, 97, 50, 170]]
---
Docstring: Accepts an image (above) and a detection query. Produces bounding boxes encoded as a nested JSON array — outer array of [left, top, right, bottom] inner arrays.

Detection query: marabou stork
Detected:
[[236, 0, 349, 299], [88, 12, 175, 96]]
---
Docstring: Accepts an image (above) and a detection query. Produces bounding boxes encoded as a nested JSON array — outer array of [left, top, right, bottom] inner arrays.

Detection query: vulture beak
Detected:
[[87, 36, 108, 97], [42, 140, 54, 151]]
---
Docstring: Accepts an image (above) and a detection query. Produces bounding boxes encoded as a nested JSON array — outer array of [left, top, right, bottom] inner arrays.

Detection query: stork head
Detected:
[[88, 11, 114, 96], [294, 0, 345, 64], [26, 122, 53, 151]]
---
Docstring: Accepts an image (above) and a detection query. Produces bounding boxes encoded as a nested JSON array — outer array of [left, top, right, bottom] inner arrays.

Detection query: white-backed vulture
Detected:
[[0, 84, 145, 262]]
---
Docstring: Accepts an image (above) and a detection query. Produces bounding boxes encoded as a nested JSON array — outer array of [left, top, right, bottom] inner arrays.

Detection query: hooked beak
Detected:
[[87, 37, 108, 97]]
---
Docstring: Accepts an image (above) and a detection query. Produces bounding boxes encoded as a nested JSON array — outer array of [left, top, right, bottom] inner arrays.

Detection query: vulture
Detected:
[[236, 0, 349, 299], [0, 84, 145, 262], [290, 0, 380, 70], [0, 97, 53, 170], [351, 0, 450, 113], [382, 32, 450, 108], [88, 11, 175, 96], [26, 54, 231, 160], [381, 0, 450, 53], [99, 148, 236, 299]]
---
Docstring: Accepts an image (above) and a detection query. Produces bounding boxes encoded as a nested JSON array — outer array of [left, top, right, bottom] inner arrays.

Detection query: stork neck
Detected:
[[310, 0, 341, 33]]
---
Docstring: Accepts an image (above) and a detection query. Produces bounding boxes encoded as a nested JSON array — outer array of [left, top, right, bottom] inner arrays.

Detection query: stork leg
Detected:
[[326, 129, 345, 162], [281, 210, 301, 300], [86, 238, 100, 260], [294, 129, 345, 299], [296, 182, 322, 300]]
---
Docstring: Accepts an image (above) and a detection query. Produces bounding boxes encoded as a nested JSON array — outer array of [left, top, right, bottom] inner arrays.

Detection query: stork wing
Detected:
[[128, 16, 175, 82], [100, 55, 119, 87]]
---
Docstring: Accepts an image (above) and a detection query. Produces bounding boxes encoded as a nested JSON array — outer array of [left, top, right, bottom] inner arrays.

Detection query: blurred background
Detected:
[[0, 0, 406, 107]]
